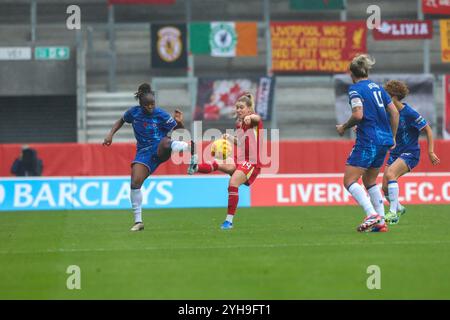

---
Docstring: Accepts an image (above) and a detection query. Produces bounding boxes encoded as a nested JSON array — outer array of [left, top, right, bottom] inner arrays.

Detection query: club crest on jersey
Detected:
[[157, 26, 183, 63]]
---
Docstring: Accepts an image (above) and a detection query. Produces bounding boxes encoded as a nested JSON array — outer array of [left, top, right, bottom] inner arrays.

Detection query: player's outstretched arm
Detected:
[[103, 117, 125, 146], [336, 106, 363, 136], [244, 114, 261, 126], [386, 102, 399, 149], [172, 109, 185, 130], [423, 124, 440, 165]]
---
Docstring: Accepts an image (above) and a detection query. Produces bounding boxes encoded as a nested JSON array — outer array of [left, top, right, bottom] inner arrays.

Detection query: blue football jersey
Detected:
[[391, 103, 427, 156], [123, 106, 177, 150], [348, 79, 394, 146]]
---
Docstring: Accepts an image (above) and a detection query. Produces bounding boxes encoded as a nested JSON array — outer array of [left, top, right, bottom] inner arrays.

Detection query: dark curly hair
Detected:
[[384, 80, 409, 101], [134, 83, 155, 107]]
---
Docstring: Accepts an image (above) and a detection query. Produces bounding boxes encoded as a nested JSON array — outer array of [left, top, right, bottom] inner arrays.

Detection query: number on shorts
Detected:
[[242, 161, 252, 170]]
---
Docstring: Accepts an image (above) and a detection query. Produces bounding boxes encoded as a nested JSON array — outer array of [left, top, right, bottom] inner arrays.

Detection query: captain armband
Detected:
[[350, 97, 363, 109]]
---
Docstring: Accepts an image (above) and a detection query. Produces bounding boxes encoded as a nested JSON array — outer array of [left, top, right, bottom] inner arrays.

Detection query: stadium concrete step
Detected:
[[280, 126, 340, 140], [275, 81, 337, 139], [86, 111, 127, 119], [88, 40, 150, 54], [87, 101, 136, 108], [86, 91, 136, 142], [85, 89, 194, 143], [86, 128, 134, 143], [86, 127, 134, 135], [87, 93, 135, 102], [86, 119, 126, 126], [87, 90, 191, 109]]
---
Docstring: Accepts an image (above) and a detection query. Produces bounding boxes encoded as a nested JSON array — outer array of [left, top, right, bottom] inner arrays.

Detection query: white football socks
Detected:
[[130, 188, 143, 223], [388, 181, 399, 213], [367, 185, 385, 220], [385, 193, 404, 212], [348, 183, 377, 217], [225, 214, 234, 223], [171, 140, 189, 152]]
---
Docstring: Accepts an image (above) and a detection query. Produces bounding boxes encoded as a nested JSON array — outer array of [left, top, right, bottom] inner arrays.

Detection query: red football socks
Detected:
[[227, 186, 239, 215]]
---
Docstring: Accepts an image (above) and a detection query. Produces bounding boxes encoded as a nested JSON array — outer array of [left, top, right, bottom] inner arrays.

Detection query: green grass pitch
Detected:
[[1, 205, 449, 299]]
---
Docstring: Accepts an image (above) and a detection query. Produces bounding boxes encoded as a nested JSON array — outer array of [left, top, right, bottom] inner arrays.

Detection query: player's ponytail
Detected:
[[134, 83, 155, 107], [248, 93, 255, 113], [349, 54, 375, 79]]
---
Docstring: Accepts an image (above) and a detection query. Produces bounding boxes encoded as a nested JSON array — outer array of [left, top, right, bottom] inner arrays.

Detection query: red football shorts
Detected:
[[236, 161, 260, 186]]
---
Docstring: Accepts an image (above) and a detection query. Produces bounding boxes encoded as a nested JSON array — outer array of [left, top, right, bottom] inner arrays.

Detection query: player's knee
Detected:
[[157, 138, 172, 162], [362, 178, 376, 190], [157, 148, 171, 162], [160, 137, 171, 149], [343, 177, 357, 189], [385, 168, 397, 182], [130, 178, 144, 189], [228, 180, 239, 188], [130, 183, 142, 190], [228, 175, 243, 188]]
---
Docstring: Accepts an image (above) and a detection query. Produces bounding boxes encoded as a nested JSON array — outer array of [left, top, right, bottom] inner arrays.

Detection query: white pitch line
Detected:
[[1, 240, 450, 255]]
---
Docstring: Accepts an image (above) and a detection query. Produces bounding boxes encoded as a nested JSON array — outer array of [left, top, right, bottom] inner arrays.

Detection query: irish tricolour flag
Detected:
[[189, 22, 257, 57]]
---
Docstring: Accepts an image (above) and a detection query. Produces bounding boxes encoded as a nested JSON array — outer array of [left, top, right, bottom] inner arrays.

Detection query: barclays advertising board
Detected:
[[0, 176, 250, 211]]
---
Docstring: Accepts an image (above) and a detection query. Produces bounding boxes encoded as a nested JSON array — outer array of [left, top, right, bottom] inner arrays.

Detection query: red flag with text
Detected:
[[422, 0, 450, 15], [270, 21, 367, 73], [373, 20, 433, 40]]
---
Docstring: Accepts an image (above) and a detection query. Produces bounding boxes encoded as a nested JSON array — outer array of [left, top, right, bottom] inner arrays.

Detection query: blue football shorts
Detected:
[[346, 144, 390, 169], [387, 152, 420, 171], [132, 145, 162, 174]]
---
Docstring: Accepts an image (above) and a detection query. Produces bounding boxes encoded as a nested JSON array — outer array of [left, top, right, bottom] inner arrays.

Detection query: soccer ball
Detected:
[[211, 138, 232, 160]]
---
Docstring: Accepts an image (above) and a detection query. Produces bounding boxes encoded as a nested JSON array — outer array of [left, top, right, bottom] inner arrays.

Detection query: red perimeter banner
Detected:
[[444, 75, 450, 139], [422, 0, 450, 15], [108, 0, 175, 4], [271, 21, 367, 73], [251, 174, 450, 207], [373, 20, 433, 40]]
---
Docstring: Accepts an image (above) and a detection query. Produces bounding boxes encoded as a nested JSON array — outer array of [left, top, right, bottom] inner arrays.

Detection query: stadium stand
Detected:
[[0, 0, 449, 142]]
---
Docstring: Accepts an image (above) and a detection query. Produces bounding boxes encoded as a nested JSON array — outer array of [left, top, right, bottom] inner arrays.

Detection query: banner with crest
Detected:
[[151, 23, 187, 69]]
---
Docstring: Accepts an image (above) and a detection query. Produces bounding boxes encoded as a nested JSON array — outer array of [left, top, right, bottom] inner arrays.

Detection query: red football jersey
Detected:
[[234, 115, 263, 168]]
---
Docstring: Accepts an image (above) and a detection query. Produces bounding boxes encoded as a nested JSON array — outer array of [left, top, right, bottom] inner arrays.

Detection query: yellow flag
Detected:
[[440, 20, 450, 63]]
